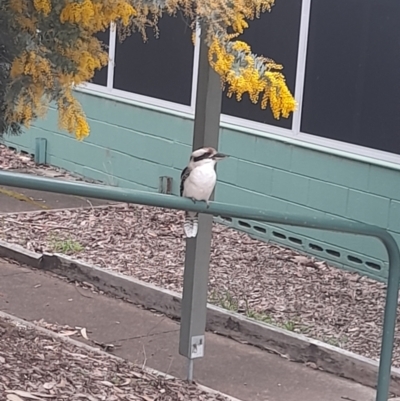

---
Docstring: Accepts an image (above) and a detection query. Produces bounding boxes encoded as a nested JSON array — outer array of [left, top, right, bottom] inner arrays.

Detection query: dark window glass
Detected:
[[221, 0, 302, 129], [113, 13, 194, 105], [301, 0, 400, 154], [91, 29, 109, 86]]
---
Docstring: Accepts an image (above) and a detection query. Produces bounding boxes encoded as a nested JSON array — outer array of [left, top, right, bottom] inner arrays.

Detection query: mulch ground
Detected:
[[0, 145, 399, 366], [0, 316, 228, 401]]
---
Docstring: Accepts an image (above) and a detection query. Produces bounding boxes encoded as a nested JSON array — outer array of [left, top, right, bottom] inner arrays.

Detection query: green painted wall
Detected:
[[4, 91, 400, 281]]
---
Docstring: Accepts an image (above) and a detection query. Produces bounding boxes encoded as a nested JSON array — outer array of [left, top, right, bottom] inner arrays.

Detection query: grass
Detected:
[[245, 309, 273, 324], [211, 292, 349, 349], [322, 335, 349, 347], [50, 236, 84, 254], [210, 291, 304, 334], [210, 290, 239, 312], [244, 298, 273, 323], [281, 320, 296, 332]]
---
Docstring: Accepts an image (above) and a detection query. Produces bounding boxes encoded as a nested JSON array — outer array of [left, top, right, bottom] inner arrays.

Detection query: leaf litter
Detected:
[[1, 145, 399, 367], [0, 317, 228, 401]]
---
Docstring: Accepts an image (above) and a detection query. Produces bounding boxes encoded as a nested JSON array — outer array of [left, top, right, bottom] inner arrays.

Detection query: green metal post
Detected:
[[34, 138, 47, 165], [377, 235, 400, 401], [0, 170, 398, 401], [179, 24, 223, 381]]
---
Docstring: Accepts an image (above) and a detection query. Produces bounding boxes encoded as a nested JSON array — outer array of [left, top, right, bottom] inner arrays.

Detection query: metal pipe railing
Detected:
[[0, 170, 398, 401]]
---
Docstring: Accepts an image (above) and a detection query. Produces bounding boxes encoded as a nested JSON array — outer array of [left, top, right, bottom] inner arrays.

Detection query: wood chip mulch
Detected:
[[1, 145, 399, 367], [0, 316, 228, 401]]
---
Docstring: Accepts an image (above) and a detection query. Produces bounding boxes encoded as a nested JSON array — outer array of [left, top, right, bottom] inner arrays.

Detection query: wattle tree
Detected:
[[0, 0, 296, 139]]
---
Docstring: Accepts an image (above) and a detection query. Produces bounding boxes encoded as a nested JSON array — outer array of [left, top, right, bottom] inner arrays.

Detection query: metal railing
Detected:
[[0, 170, 398, 401]]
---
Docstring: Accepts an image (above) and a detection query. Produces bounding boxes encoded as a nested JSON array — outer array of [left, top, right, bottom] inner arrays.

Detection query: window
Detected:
[[81, 1, 400, 163], [221, 0, 302, 129], [301, 0, 400, 155], [113, 13, 195, 105], [91, 29, 110, 87]]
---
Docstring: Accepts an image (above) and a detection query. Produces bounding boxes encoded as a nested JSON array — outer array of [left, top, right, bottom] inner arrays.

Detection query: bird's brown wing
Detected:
[[180, 167, 190, 197]]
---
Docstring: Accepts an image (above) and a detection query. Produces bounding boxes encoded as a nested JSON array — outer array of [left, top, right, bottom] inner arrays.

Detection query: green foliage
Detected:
[[210, 290, 239, 311], [0, 0, 295, 140], [210, 291, 306, 333], [50, 235, 84, 254], [0, 0, 133, 139], [0, 7, 23, 137]]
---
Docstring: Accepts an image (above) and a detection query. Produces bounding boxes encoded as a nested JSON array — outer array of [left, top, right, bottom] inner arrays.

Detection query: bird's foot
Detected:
[[205, 200, 210, 209], [190, 197, 197, 204]]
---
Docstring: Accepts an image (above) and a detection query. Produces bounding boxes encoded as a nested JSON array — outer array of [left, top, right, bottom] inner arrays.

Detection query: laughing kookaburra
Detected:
[[180, 147, 228, 238]]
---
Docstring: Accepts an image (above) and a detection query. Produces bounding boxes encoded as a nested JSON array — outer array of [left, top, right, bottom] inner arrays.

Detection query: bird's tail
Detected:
[[184, 211, 198, 238]]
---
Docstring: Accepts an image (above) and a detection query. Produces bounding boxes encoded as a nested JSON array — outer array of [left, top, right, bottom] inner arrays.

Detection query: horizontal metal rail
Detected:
[[0, 171, 398, 401]]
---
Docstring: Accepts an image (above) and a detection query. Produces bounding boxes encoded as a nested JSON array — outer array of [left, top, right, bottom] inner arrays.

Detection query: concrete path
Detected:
[[0, 185, 113, 213], [0, 167, 115, 213], [0, 259, 376, 401]]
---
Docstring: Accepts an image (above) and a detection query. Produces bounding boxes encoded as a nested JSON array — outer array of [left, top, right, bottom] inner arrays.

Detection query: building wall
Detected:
[[4, 91, 400, 281]]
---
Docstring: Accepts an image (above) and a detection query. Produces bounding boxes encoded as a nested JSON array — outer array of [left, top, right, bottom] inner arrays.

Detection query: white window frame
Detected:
[[77, 4, 400, 168], [219, 0, 400, 167]]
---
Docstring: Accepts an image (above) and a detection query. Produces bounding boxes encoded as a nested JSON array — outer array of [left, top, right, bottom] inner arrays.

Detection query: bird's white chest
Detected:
[[183, 165, 217, 201]]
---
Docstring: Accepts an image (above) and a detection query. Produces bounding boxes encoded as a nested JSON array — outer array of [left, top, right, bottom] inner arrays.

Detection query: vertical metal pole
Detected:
[[178, 25, 222, 381], [34, 138, 47, 165], [376, 242, 400, 401]]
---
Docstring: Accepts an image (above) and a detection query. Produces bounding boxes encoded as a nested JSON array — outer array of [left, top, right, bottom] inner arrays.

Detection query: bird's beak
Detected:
[[212, 152, 229, 160]]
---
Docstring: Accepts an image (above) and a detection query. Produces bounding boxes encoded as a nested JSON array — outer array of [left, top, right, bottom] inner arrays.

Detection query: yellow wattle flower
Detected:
[[7, 0, 295, 140], [209, 36, 297, 119], [33, 0, 51, 15]]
